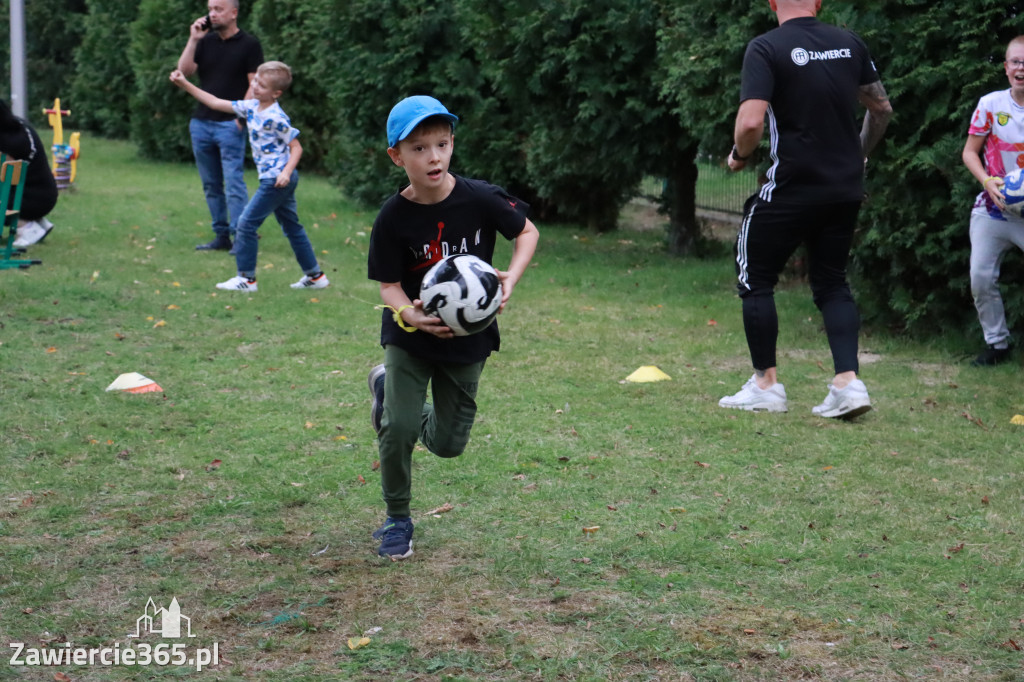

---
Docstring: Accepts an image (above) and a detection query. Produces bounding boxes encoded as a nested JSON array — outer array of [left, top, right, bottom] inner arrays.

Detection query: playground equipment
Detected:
[[0, 156, 42, 270], [42, 98, 81, 190]]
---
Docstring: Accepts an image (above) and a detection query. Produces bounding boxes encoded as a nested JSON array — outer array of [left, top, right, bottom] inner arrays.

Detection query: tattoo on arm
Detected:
[[859, 80, 893, 157]]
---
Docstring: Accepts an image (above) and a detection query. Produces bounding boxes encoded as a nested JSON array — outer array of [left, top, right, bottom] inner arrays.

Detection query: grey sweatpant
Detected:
[[969, 210, 1024, 346]]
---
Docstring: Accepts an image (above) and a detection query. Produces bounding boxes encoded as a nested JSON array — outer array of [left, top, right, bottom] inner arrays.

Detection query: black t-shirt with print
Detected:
[[740, 17, 879, 204], [367, 175, 529, 364]]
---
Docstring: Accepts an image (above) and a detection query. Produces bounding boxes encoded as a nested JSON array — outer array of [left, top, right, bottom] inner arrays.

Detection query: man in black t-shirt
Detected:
[[176, 0, 263, 251], [719, 0, 892, 419]]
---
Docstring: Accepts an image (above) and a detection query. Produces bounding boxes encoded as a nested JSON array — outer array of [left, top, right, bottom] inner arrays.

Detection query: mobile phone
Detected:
[[200, 14, 212, 30]]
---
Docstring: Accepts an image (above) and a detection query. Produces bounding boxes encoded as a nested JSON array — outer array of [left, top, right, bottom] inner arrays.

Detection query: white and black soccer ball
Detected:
[[1002, 166, 1024, 217], [419, 254, 503, 336]]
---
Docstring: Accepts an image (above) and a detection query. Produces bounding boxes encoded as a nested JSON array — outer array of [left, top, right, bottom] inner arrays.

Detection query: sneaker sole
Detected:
[[368, 365, 385, 432], [815, 401, 872, 419], [718, 400, 788, 413]]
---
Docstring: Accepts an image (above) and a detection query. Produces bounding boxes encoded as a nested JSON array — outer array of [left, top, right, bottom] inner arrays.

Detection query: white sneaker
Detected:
[[12, 221, 48, 248], [719, 374, 788, 412], [812, 379, 872, 419], [216, 276, 258, 292], [290, 273, 330, 289]]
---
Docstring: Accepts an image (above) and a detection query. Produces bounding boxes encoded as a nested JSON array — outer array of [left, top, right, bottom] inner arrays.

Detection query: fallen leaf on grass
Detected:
[[694, 461, 709, 468], [206, 459, 222, 472], [961, 411, 986, 428], [571, 557, 592, 564], [425, 502, 454, 516], [743, 629, 756, 635], [54, 673, 73, 682], [1001, 639, 1022, 651], [347, 637, 371, 650], [152, 320, 166, 328], [891, 641, 910, 650], [46, 347, 57, 353], [582, 526, 600, 535], [947, 542, 965, 554]]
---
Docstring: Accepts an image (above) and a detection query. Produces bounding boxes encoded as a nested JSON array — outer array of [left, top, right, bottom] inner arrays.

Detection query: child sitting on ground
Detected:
[[170, 61, 327, 292]]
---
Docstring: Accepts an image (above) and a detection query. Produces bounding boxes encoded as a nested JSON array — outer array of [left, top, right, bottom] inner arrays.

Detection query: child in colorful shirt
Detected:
[[170, 60, 327, 292]]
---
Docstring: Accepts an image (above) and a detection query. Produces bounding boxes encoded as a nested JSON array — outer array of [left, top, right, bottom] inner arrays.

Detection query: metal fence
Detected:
[[639, 155, 761, 216], [694, 154, 760, 215]]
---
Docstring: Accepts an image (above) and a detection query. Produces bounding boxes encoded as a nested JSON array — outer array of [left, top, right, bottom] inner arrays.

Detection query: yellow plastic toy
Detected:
[[42, 98, 81, 189]]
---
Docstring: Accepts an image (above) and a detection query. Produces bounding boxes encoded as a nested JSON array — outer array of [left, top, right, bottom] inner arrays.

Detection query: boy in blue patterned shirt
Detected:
[[170, 61, 327, 292]]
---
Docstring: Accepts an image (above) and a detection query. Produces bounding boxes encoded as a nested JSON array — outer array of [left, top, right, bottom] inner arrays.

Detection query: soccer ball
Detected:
[[1001, 167, 1024, 217], [419, 254, 503, 336]]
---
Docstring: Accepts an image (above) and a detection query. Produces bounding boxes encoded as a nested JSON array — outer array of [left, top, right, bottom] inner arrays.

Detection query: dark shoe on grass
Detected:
[[972, 345, 1011, 367], [373, 516, 413, 560], [368, 364, 385, 435], [196, 235, 232, 251]]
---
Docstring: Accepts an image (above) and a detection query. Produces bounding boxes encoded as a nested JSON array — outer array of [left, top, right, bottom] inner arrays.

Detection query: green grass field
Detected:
[[1, 138, 1022, 681]]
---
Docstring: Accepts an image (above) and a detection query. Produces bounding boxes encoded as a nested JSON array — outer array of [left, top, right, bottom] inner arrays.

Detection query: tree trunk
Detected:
[[664, 140, 700, 256]]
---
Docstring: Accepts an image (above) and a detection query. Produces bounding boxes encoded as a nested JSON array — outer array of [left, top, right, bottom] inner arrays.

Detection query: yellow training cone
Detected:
[[1010, 414, 1024, 426], [625, 366, 671, 383]]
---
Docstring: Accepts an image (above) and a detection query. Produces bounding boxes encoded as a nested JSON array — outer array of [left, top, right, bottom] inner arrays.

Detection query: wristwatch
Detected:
[[731, 145, 750, 162]]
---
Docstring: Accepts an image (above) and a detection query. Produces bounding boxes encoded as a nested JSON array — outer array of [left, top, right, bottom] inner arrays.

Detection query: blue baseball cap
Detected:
[[387, 96, 458, 148]]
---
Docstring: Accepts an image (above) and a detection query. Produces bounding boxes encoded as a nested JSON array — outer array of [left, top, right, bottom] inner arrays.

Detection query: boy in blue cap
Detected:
[[366, 95, 540, 560]]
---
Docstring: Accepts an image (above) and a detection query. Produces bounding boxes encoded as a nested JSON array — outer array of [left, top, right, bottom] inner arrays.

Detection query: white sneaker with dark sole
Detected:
[[215, 276, 258, 292], [812, 379, 872, 419], [290, 273, 330, 289], [13, 221, 50, 248], [719, 374, 788, 412]]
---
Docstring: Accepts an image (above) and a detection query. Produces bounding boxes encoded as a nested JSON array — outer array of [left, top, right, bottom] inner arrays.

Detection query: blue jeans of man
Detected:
[[189, 118, 249, 238], [233, 171, 319, 279]]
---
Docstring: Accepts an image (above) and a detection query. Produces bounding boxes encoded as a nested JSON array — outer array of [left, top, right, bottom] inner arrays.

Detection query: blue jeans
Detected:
[[233, 171, 319, 279], [189, 118, 249, 237]]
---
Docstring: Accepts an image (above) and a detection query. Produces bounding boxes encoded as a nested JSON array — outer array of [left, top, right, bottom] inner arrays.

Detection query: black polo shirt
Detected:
[[192, 29, 263, 122]]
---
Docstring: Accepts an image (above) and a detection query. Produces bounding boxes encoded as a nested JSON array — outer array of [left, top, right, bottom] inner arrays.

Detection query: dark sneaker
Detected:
[[196, 235, 232, 251], [372, 516, 413, 560], [972, 345, 1011, 366], [368, 364, 385, 434]]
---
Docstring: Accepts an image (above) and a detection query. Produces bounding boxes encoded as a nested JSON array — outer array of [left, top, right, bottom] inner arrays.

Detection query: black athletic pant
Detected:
[[734, 197, 862, 375]]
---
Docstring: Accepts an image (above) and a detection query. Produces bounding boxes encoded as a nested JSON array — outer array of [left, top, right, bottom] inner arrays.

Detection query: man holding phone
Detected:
[[177, 0, 263, 251]]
